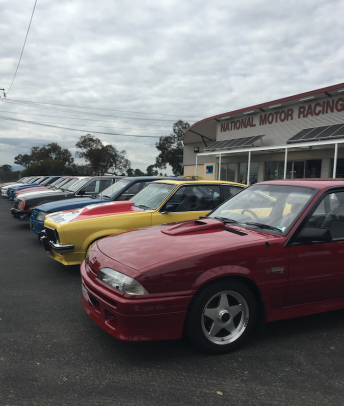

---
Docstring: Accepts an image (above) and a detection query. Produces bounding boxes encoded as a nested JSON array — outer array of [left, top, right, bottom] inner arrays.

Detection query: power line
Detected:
[[6, 1, 38, 95], [4, 97, 201, 120], [0, 119, 83, 139], [3, 99, 187, 122], [0, 109, 173, 129], [38, 122, 166, 132], [0, 115, 162, 138], [0, 119, 154, 143]]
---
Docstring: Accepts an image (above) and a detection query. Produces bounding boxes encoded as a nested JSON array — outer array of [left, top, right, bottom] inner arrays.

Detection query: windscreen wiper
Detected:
[[133, 204, 151, 210], [213, 216, 239, 224], [245, 222, 282, 232]]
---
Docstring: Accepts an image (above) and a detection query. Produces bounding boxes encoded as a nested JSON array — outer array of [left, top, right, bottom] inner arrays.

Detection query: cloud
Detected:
[[0, 0, 343, 171]]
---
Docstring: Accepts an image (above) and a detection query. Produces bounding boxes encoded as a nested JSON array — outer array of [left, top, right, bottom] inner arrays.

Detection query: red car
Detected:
[[81, 179, 344, 353]]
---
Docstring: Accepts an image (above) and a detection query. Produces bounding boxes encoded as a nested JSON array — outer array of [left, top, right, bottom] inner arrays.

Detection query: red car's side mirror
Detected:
[[294, 227, 332, 244]]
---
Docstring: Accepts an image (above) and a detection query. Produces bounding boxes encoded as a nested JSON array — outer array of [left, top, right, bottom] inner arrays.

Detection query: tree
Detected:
[[133, 168, 145, 176], [146, 165, 158, 176], [21, 158, 75, 177], [35, 143, 74, 166], [155, 120, 189, 176], [69, 163, 93, 176], [0, 165, 16, 182], [14, 143, 74, 168], [0, 164, 12, 172], [75, 134, 131, 175], [14, 154, 32, 168]]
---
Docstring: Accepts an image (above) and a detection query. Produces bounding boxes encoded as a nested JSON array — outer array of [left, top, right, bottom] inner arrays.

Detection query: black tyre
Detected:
[[185, 279, 257, 354]]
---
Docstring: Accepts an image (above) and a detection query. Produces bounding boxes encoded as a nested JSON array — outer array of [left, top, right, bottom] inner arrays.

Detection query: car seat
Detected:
[[194, 196, 213, 211], [279, 202, 304, 228], [177, 194, 198, 212], [321, 206, 344, 238]]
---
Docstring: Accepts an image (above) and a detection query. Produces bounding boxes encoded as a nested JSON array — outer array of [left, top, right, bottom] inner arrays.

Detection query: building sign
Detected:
[[220, 98, 344, 132], [206, 165, 213, 174]]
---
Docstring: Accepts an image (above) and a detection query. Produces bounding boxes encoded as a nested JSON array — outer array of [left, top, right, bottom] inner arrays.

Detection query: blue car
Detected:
[[29, 177, 173, 235], [7, 176, 55, 199]]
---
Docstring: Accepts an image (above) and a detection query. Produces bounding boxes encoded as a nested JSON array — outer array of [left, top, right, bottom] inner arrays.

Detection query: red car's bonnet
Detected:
[[96, 218, 270, 271]]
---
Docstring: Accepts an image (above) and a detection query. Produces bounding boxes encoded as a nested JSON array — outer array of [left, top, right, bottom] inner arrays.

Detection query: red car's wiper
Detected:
[[212, 216, 239, 224], [245, 222, 282, 232]]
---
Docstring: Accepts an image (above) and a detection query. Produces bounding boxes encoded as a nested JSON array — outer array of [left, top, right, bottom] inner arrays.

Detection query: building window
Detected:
[[220, 163, 236, 182], [265, 161, 279, 180], [305, 160, 322, 178], [288, 161, 305, 179], [239, 162, 258, 184], [331, 158, 344, 178], [265, 160, 321, 180]]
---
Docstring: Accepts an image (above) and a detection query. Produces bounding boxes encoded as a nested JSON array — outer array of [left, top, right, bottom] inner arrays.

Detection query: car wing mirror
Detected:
[[160, 211, 169, 214], [294, 227, 332, 244]]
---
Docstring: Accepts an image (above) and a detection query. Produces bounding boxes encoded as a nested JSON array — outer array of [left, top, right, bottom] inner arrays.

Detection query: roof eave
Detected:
[[184, 82, 344, 141]]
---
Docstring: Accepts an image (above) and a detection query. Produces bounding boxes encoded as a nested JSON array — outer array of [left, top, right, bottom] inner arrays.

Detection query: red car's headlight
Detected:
[[98, 268, 149, 295]]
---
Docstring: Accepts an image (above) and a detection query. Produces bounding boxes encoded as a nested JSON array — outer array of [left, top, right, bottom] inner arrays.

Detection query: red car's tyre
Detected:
[[185, 279, 258, 354]]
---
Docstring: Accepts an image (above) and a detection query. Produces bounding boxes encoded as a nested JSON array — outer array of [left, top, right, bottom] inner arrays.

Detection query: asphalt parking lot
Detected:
[[1, 197, 344, 406]]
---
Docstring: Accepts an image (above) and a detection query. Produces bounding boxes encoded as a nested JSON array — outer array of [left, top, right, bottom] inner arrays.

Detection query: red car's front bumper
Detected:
[[80, 261, 193, 342]]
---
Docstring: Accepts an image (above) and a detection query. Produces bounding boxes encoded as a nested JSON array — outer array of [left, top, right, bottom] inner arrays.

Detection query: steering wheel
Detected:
[[241, 209, 259, 222]]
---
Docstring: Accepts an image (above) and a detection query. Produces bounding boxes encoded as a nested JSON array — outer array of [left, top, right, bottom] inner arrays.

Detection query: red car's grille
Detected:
[[84, 279, 117, 308]]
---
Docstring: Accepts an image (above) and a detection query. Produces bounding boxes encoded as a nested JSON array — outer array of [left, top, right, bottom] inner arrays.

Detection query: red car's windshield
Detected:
[[210, 184, 317, 234]]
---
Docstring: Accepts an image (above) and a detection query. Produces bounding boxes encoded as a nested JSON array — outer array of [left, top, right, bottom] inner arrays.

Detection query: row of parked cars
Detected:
[[2, 174, 344, 353]]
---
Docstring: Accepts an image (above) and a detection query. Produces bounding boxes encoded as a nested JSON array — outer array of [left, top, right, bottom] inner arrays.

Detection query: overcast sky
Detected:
[[0, 0, 343, 173]]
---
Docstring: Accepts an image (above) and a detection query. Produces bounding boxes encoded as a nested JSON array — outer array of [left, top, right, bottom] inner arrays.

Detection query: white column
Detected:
[[284, 148, 288, 179], [218, 154, 222, 180], [195, 154, 198, 176], [333, 143, 338, 178], [247, 151, 251, 185]]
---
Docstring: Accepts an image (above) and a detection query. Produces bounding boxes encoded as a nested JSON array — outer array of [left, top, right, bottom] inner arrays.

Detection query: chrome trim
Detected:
[[49, 241, 74, 253], [54, 228, 60, 243]]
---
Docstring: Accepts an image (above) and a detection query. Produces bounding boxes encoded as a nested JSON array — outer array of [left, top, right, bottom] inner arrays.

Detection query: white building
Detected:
[[183, 83, 344, 184]]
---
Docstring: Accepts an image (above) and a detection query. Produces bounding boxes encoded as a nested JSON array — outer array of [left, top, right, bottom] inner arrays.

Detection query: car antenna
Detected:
[[100, 172, 103, 203]]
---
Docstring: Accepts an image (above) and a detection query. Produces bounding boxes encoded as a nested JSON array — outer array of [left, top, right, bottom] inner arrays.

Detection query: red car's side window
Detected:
[[305, 192, 344, 239]]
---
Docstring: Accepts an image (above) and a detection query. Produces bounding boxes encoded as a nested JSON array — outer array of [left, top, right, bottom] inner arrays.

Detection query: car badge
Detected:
[[266, 267, 284, 274]]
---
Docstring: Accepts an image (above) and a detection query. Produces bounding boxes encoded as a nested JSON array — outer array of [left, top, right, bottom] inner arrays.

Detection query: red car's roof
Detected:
[[257, 179, 344, 190]]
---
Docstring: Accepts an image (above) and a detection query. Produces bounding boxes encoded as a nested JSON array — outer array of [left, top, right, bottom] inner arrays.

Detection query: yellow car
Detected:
[[40, 180, 245, 265], [178, 175, 204, 180]]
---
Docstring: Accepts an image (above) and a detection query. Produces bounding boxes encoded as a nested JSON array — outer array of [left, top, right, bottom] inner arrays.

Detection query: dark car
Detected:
[[11, 176, 122, 221], [80, 179, 344, 354], [29, 177, 174, 235]]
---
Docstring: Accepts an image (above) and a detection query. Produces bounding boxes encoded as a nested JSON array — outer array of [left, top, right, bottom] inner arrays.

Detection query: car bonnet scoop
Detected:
[[161, 218, 224, 236], [83, 200, 134, 215]]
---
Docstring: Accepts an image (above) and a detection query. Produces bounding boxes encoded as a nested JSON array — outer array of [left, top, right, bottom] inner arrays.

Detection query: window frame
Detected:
[[285, 187, 344, 247], [221, 184, 245, 202], [158, 183, 222, 213], [117, 180, 150, 201]]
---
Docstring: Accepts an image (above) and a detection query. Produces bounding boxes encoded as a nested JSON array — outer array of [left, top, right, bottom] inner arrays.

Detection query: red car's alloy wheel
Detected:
[[185, 280, 258, 354]]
